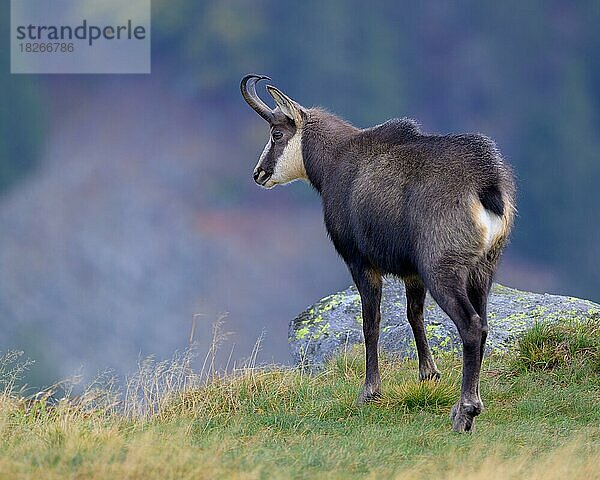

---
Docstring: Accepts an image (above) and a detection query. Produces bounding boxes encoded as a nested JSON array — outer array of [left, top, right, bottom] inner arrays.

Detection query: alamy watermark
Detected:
[[11, 0, 151, 74]]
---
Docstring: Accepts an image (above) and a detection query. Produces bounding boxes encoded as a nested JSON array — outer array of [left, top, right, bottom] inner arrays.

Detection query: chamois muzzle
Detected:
[[253, 166, 272, 186], [241, 74, 274, 123]]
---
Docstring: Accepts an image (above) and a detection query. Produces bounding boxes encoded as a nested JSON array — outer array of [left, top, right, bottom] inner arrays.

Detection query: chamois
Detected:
[[241, 74, 515, 432]]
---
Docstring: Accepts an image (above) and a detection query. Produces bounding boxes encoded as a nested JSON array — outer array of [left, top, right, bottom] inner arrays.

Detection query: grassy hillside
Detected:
[[0, 319, 598, 479]]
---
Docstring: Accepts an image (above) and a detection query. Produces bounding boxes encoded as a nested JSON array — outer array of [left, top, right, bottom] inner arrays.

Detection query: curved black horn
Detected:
[[241, 74, 274, 122]]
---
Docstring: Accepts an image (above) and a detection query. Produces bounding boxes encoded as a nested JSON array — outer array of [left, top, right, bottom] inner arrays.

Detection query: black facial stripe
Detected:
[[260, 140, 285, 173], [257, 119, 298, 173]]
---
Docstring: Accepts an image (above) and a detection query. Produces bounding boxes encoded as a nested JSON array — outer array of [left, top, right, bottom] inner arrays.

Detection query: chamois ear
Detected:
[[266, 85, 305, 126]]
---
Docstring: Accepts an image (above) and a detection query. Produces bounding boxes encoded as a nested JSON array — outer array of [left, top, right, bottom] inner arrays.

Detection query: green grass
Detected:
[[0, 319, 598, 479], [511, 317, 599, 372]]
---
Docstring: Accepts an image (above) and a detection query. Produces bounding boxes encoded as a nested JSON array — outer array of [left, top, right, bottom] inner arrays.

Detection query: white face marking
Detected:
[[259, 130, 307, 189]]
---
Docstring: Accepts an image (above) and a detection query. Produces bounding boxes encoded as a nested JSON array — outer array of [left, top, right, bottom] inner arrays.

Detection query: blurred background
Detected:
[[1, 0, 599, 388]]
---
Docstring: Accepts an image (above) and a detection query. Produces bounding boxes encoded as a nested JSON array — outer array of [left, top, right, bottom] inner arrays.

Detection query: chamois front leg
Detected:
[[350, 263, 383, 404]]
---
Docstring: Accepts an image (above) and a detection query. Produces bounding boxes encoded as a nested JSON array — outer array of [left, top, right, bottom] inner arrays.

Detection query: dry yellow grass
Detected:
[[0, 319, 598, 479]]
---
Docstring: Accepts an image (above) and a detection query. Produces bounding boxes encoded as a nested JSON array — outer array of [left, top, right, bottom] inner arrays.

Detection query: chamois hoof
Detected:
[[357, 386, 381, 405], [450, 400, 482, 433], [419, 368, 441, 382]]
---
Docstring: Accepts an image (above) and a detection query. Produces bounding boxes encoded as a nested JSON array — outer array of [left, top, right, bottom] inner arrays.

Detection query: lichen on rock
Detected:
[[289, 279, 600, 368]]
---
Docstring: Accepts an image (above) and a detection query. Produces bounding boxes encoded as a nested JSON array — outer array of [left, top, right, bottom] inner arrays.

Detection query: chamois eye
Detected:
[[272, 130, 283, 141]]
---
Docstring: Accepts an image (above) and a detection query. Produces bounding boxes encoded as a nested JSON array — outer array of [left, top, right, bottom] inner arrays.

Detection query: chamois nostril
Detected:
[[253, 168, 271, 185]]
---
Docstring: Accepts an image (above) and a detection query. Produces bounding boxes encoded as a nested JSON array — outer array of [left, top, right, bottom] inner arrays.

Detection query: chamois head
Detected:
[[241, 74, 308, 189]]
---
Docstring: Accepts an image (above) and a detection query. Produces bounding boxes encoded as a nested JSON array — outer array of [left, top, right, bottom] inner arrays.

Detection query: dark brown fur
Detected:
[[301, 109, 515, 431], [242, 77, 516, 432]]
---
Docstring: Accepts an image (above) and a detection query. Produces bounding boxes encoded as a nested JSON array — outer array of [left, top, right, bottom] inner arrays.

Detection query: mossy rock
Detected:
[[289, 280, 600, 367]]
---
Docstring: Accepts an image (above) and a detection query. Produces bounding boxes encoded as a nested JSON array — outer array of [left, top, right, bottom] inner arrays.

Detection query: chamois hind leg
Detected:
[[467, 268, 494, 399], [427, 271, 485, 432], [404, 276, 441, 381], [467, 269, 493, 367], [349, 262, 383, 404]]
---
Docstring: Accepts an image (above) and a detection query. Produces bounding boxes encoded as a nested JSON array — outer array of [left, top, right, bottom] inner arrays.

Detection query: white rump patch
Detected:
[[477, 205, 504, 249]]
